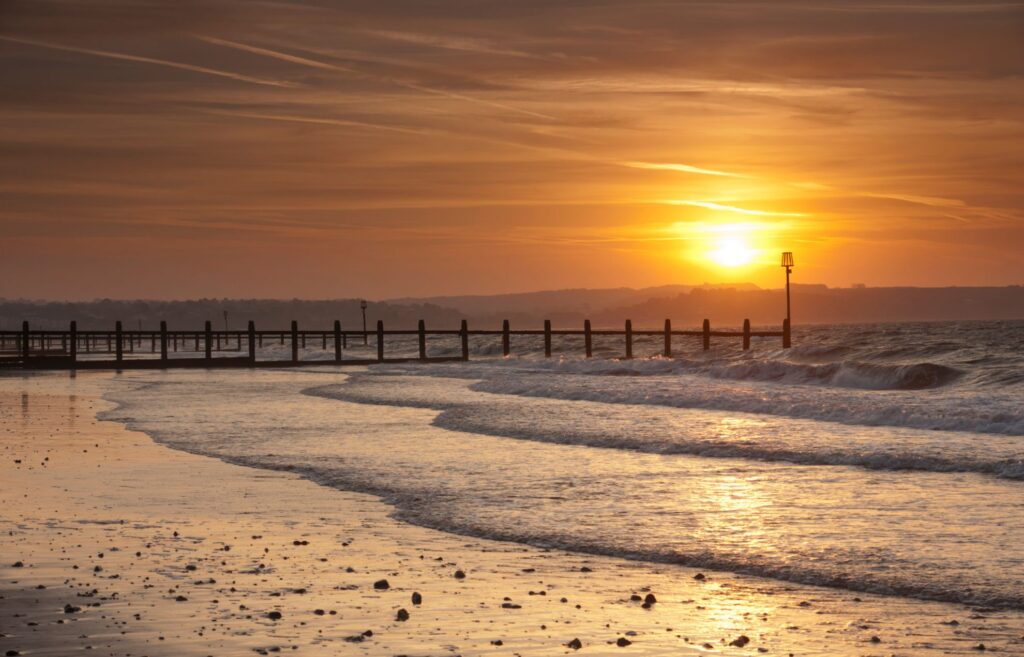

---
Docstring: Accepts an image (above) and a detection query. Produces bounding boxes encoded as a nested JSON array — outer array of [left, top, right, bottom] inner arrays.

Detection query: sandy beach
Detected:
[[2, 370, 1023, 656]]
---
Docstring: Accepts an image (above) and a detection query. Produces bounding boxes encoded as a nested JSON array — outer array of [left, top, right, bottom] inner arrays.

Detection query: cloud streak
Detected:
[[0, 36, 297, 88]]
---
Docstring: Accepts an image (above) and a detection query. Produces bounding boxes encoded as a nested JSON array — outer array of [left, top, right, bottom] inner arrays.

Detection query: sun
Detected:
[[710, 236, 755, 267]]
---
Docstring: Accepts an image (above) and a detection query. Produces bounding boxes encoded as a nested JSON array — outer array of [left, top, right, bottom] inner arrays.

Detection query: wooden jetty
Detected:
[[0, 318, 791, 370]]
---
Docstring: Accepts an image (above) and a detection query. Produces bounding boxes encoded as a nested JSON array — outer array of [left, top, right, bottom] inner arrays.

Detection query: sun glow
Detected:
[[710, 236, 755, 267]]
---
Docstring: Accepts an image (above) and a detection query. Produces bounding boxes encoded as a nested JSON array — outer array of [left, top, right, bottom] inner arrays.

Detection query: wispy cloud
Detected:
[[623, 161, 750, 178], [664, 200, 808, 217], [197, 35, 557, 121], [199, 109, 432, 136], [0, 36, 297, 88]]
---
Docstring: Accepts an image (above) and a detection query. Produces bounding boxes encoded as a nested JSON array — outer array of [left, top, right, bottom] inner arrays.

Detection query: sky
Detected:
[[2, 0, 1023, 299]]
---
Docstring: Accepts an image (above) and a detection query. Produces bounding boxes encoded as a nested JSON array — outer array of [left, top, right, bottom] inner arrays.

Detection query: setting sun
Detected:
[[710, 236, 755, 267]]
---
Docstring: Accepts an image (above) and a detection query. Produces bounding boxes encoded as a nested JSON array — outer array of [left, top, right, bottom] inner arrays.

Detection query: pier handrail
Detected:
[[0, 317, 791, 370]]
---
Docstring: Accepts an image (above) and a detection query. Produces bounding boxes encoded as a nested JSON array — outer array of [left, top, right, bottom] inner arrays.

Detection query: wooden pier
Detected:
[[0, 318, 791, 370]]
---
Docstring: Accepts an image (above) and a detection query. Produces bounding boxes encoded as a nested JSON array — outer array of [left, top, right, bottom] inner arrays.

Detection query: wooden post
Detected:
[[115, 321, 124, 362], [702, 319, 710, 351], [21, 321, 29, 361], [291, 320, 299, 363], [418, 319, 427, 360], [584, 319, 592, 358], [376, 320, 384, 362], [160, 321, 168, 362], [502, 319, 510, 357], [150, 332, 155, 353], [783, 318, 791, 348], [236, 334, 241, 351], [625, 319, 633, 359], [204, 321, 212, 360], [322, 333, 327, 350], [544, 320, 552, 357], [342, 330, 347, 349], [248, 321, 257, 362], [460, 319, 469, 361], [663, 319, 672, 358], [194, 333, 199, 352], [334, 320, 342, 362], [69, 321, 77, 363], [743, 319, 751, 350]]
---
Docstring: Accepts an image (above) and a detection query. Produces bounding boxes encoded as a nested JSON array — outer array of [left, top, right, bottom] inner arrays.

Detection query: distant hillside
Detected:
[[386, 283, 759, 326], [0, 298, 463, 331], [2, 285, 1021, 330]]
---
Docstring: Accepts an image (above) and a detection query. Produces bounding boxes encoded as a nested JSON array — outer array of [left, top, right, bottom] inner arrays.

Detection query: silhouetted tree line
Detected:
[[0, 298, 464, 331], [1, 285, 1021, 330]]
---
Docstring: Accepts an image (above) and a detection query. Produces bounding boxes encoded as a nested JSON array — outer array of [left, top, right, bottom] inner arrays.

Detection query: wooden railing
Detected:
[[0, 318, 790, 370]]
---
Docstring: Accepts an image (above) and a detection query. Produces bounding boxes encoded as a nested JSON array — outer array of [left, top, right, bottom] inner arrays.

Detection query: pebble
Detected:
[[566, 638, 583, 650], [411, 592, 422, 605], [373, 579, 390, 590], [396, 608, 409, 621], [616, 637, 632, 647]]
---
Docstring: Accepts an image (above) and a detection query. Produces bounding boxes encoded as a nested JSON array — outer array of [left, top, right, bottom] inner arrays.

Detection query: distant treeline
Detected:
[[0, 298, 463, 331], [2, 285, 1022, 330], [590, 285, 1024, 327]]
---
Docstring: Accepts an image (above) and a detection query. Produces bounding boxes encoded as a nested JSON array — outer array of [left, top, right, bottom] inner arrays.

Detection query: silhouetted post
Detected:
[[376, 320, 384, 361], [663, 319, 672, 358], [502, 319, 510, 357], [460, 319, 469, 361], [216, 332, 221, 351], [361, 300, 369, 345], [248, 321, 257, 362], [194, 333, 199, 352], [204, 321, 212, 360], [625, 319, 633, 359], [236, 334, 241, 351], [107, 333, 112, 352], [21, 321, 29, 361], [702, 319, 710, 351], [781, 252, 794, 326], [743, 319, 751, 350], [783, 318, 791, 348], [291, 320, 299, 363], [418, 319, 427, 360], [150, 332, 155, 352], [160, 321, 168, 362], [584, 319, 592, 358], [115, 321, 124, 362], [333, 320, 342, 362], [69, 321, 77, 363], [544, 320, 552, 357]]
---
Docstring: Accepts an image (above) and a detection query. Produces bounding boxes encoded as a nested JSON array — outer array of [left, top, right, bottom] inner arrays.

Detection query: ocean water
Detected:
[[99, 321, 1024, 611]]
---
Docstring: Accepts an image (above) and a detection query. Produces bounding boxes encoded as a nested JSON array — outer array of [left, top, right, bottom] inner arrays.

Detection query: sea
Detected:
[[98, 320, 1024, 612]]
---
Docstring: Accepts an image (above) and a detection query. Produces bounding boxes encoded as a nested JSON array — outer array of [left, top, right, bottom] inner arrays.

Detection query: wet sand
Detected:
[[2, 371, 1023, 656]]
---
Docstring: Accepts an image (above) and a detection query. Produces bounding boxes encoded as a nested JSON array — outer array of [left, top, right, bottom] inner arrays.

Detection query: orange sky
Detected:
[[2, 1, 1023, 299]]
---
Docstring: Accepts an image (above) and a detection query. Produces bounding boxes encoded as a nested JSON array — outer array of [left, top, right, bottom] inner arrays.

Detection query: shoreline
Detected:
[[2, 371, 1023, 656]]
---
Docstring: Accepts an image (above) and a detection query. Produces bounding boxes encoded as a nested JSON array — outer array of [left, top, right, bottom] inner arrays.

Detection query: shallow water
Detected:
[[100, 321, 1024, 611]]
